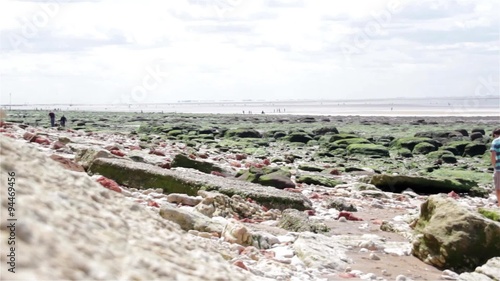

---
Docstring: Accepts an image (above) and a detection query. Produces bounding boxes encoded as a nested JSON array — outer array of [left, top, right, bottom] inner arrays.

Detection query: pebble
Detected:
[[369, 252, 381, 260]]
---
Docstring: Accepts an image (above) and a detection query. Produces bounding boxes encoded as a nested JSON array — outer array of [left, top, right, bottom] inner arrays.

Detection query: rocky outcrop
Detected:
[[0, 136, 254, 281], [412, 195, 500, 273], [88, 158, 311, 210]]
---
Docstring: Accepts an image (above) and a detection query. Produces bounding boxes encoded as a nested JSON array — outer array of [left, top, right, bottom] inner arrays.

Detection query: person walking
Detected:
[[49, 111, 55, 127], [490, 128, 500, 207], [60, 115, 67, 127]]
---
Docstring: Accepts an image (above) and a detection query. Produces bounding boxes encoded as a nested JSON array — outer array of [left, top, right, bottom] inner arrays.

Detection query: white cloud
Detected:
[[0, 0, 498, 104]]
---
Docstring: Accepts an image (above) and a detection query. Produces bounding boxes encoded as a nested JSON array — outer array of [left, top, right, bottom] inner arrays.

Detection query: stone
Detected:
[[285, 132, 313, 143], [296, 175, 343, 188], [412, 195, 500, 273], [277, 209, 330, 233], [159, 204, 224, 234], [463, 143, 487, 157], [312, 126, 339, 136], [293, 232, 350, 271], [166, 193, 202, 206], [369, 174, 480, 195], [88, 158, 311, 210], [221, 220, 253, 246], [323, 198, 357, 212], [225, 128, 262, 138], [75, 146, 114, 169], [49, 155, 85, 172], [171, 153, 224, 174], [347, 144, 390, 157], [458, 257, 500, 281]]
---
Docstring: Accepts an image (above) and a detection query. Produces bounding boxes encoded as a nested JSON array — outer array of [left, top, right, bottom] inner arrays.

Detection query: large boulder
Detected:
[[88, 158, 311, 210], [368, 174, 483, 196], [0, 135, 253, 281], [413, 195, 500, 273]]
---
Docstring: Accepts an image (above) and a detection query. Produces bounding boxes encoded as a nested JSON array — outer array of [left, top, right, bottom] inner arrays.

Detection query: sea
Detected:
[[3, 97, 499, 117]]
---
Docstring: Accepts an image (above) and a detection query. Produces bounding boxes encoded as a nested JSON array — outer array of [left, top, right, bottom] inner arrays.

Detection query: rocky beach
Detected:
[[1, 110, 499, 281]]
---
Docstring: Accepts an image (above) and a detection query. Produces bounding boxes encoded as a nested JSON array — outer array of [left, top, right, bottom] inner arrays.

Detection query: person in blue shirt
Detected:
[[491, 128, 500, 207]]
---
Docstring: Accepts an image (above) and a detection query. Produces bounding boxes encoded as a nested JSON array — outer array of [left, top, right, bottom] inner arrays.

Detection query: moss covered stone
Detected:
[[478, 208, 500, 222], [347, 144, 389, 157], [396, 148, 413, 158], [298, 164, 324, 172], [390, 137, 439, 151], [285, 132, 313, 143], [369, 174, 479, 195], [329, 133, 359, 142], [463, 143, 487, 157], [296, 175, 343, 188], [333, 138, 371, 147], [412, 142, 438, 155], [171, 153, 223, 174], [412, 195, 500, 273], [225, 128, 262, 138], [88, 158, 311, 210]]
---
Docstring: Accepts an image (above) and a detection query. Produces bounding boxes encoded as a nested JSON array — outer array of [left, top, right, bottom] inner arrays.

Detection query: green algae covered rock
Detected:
[[412, 195, 500, 273], [171, 153, 223, 174], [369, 174, 481, 195], [412, 142, 437, 155], [295, 175, 343, 188], [347, 144, 390, 157]]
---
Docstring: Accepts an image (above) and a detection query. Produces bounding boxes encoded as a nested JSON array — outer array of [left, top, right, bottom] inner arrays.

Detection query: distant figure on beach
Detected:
[[261, 110, 265, 114], [490, 128, 500, 207], [60, 115, 67, 127], [243, 110, 245, 114], [48, 111, 55, 127]]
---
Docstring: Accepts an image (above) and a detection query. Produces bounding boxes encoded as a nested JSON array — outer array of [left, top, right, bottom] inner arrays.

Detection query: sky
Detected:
[[0, 0, 498, 105]]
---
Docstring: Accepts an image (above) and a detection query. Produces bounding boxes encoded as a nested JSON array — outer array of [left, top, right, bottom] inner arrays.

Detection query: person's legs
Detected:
[[495, 171, 500, 207]]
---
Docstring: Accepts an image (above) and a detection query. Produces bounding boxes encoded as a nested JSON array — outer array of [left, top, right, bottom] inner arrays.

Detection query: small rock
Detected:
[[369, 252, 380, 260]]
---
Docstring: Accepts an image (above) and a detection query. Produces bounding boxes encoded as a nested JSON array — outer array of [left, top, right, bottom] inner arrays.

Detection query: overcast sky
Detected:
[[0, 0, 498, 105]]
